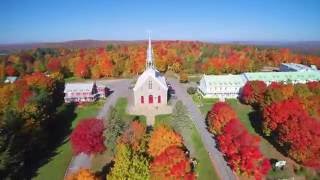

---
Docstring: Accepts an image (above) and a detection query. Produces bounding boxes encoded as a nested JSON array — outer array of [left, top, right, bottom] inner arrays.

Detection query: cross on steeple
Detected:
[[146, 31, 154, 69]]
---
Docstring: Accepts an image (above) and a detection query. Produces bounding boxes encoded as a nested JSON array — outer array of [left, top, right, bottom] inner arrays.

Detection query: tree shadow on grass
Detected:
[[248, 110, 289, 158], [96, 160, 115, 180], [24, 103, 77, 179]]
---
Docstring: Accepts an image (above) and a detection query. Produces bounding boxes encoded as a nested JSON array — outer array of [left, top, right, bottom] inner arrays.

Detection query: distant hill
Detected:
[[0, 40, 140, 52], [1, 40, 320, 55], [228, 41, 320, 55]]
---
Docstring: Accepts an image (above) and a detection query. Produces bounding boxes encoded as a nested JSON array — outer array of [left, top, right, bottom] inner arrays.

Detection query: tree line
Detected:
[[1, 42, 320, 81]]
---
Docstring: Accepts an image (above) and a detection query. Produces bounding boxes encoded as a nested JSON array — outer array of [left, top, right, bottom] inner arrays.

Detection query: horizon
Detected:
[[2, 39, 320, 46], [1, 0, 320, 44]]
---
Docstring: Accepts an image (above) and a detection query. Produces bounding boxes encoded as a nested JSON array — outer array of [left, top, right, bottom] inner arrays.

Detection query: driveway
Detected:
[[168, 78, 236, 180], [65, 79, 131, 176]]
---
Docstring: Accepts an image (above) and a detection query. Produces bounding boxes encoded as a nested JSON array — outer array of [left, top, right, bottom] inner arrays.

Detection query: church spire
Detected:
[[146, 31, 154, 69]]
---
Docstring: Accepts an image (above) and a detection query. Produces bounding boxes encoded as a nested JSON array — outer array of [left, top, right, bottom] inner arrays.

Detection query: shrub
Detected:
[[187, 87, 197, 95], [70, 118, 105, 155], [179, 72, 188, 83]]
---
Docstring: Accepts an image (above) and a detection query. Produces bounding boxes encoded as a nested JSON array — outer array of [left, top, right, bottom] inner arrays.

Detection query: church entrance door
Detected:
[[149, 95, 153, 104]]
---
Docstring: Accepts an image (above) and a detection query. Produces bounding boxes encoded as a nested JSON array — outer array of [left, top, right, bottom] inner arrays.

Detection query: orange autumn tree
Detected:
[[150, 146, 195, 180], [207, 102, 237, 135], [74, 59, 90, 78], [97, 48, 113, 77], [118, 120, 147, 152], [66, 168, 97, 180], [148, 125, 183, 157]]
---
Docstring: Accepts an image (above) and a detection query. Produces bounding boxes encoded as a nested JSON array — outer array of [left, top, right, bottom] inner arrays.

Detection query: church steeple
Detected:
[[146, 32, 154, 69]]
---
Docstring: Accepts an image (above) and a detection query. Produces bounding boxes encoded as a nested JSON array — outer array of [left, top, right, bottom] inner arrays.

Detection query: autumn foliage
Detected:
[[74, 59, 90, 78], [216, 119, 271, 179], [262, 98, 320, 168], [150, 146, 195, 180], [3, 41, 319, 81], [241, 80, 320, 169], [5, 65, 17, 76], [148, 125, 183, 157], [66, 168, 97, 180], [70, 118, 105, 155], [207, 102, 237, 135], [241, 81, 267, 106], [118, 120, 147, 152], [46, 58, 61, 72], [207, 101, 271, 178]]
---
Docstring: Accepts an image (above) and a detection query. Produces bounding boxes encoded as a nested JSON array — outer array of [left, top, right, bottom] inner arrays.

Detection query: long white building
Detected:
[[198, 74, 246, 99], [198, 66, 320, 99]]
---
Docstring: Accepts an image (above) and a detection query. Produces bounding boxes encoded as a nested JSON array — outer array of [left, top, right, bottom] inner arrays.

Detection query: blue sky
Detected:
[[0, 0, 319, 44]]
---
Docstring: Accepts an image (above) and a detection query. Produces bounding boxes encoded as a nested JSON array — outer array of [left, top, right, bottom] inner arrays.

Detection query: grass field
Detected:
[[114, 97, 146, 125], [155, 113, 219, 180], [191, 93, 218, 114], [34, 101, 104, 180]]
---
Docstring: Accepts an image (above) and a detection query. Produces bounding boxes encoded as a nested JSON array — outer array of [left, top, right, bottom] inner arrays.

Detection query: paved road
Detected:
[[65, 79, 131, 176], [168, 78, 236, 180], [96, 79, 131, 119]]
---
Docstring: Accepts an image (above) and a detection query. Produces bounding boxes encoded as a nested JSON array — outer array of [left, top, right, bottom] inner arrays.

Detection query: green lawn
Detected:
[[191, 93, 218, 115], [225, 99, 256, 134], [155, 113, 219, 180], [188, 75, 201, 82], [115, 97, 146, 125], [34, 101, 104, 180], [64, 76, 86, 83]]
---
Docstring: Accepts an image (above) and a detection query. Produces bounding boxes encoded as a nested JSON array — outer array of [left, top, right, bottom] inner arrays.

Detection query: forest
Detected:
[[1, 41, 320, 81], [0, 72, 65, 178], [1, 41, 320, 179]]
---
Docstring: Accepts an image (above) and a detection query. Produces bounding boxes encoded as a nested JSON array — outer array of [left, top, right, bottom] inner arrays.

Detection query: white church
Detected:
[[132, 35, 168, 106]]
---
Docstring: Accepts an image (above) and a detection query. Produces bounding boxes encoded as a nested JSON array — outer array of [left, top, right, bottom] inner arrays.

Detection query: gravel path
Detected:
[[168, 78, 236, 180]]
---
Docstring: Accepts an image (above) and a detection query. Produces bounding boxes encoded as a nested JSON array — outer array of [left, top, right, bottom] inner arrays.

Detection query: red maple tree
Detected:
[[217, 119, 271, 179], [207, 102, 237, 135], [241, 81, 267, 106], [70, 118, 105, 155]]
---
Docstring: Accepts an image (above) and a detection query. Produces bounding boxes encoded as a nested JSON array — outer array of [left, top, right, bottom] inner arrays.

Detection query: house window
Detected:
[[141, 96, 144, 104], [158, 95, 161, 103], [149, 95, 153, 104], [148, 80, 152, 89]]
